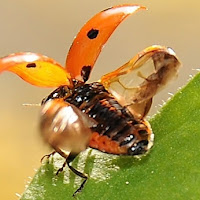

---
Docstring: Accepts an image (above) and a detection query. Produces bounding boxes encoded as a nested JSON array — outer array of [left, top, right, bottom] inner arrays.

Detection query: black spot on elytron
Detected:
[[87, 29, 99, 39], [26, 63, 36, 68], [81, 66, 92, 82]]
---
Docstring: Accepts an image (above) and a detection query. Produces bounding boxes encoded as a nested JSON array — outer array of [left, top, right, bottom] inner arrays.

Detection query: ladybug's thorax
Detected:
[[43, 81, 153, 155]]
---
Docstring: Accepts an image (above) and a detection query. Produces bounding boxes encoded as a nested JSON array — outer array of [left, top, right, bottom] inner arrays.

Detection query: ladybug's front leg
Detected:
[[40, 151, 56, 163]]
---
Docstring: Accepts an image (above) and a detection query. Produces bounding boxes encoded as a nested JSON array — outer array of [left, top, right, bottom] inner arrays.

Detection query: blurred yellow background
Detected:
[[0, 0, 199, 199]]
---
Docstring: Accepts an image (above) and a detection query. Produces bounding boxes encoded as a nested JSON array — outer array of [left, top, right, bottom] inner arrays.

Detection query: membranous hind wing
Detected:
[[101, 45, 181, 119]]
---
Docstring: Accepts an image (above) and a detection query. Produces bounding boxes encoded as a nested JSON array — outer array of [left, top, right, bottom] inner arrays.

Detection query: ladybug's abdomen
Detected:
[[65, 82, 153, 155]]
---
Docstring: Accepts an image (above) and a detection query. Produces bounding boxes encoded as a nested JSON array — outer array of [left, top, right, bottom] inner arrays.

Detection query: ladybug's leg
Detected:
[[56, 161, 67, 175], [52, 146, 88, 196], [40, 151, 56, 163], [66, 154, 88, 197], [51, 145, 69, 175]]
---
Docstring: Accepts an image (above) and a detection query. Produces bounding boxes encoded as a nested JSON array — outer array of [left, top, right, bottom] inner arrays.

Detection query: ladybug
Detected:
[[0, 4, 180, 196]]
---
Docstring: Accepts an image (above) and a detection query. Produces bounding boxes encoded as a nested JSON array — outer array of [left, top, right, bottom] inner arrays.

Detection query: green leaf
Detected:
[[20, 73, 200, 200]]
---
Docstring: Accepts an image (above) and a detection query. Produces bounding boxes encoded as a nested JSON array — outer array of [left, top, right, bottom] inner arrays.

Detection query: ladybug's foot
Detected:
[[41, 151, 56, 163], [72, 175, 88, 197]]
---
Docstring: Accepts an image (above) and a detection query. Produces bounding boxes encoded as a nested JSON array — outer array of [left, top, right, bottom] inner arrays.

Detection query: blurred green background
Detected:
[[0, 0, 199, 199]]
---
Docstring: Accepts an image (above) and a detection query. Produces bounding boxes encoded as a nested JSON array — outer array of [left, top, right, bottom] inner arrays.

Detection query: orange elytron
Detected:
[[0, 4, 180, 196]]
